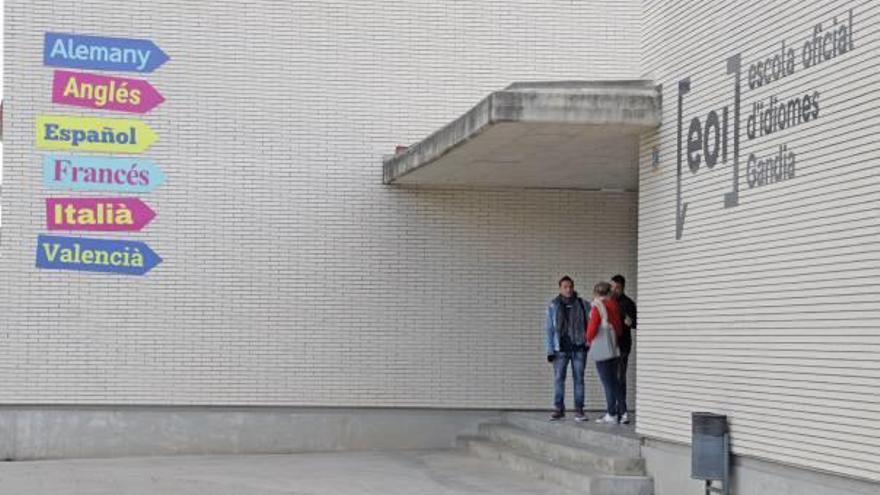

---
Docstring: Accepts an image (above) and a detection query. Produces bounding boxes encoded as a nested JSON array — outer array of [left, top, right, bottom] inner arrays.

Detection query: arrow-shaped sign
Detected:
[[43, 32, 170, 73], [36, 234, 162, 275], [36, 114, 158, 154], [43, 154, 165, 194], [46, 197, 156, 232], [52, 70, 165, 114]]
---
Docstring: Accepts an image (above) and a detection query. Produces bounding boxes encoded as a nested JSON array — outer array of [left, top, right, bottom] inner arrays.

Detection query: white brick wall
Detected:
[[0, 0, 640, 409]]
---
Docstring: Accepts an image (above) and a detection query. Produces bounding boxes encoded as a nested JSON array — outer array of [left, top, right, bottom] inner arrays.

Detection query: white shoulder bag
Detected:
[[589, 300, 620, 362]]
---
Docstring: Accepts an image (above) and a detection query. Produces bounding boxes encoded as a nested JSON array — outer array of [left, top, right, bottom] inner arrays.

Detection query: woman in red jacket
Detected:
[[586, 281, 625, 424]]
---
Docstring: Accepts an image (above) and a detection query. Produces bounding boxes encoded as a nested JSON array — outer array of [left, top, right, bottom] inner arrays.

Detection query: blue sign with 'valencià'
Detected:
[[36, 234, 162, 276], [44, 32, 170, 73]]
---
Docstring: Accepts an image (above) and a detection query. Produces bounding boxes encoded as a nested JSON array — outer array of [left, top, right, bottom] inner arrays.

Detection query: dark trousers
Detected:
[[595, 357, 621, 417], [553, 349, 586, 412], [617, 352, 630, 415]]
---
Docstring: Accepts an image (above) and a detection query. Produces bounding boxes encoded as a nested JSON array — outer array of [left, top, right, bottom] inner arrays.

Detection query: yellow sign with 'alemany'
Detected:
[[36, 114, 158, 154]]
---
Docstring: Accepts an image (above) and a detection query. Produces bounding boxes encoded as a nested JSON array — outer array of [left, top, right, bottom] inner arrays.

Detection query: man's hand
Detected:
[[547, 354, 555, 363], [624, 316, 633, 327]]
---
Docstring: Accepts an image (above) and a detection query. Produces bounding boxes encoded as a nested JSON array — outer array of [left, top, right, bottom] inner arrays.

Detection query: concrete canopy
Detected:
[[383, 81, 661, 190]]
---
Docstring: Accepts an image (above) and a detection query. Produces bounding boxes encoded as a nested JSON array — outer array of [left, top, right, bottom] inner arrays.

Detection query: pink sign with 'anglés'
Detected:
[[52, 70, 165, 114]]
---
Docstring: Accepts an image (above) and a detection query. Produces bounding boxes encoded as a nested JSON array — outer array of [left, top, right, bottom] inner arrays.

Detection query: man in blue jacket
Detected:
[[545, 275, 589, 422]]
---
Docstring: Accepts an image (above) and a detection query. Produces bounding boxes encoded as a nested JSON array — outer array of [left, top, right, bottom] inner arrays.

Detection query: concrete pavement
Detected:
[[0, 450, 575, 495]]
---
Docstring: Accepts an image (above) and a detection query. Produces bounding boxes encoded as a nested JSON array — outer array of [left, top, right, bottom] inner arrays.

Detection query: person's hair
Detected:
[[611, 274, 626, 287], [558, 275, 574, 287], [593, 281, 612, 296]]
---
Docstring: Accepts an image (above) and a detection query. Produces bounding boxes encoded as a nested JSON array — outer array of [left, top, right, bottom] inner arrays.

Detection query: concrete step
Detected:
[[460, 436, 654, 495], [478, 423, 645, 476], [502, 412, 642, 457]]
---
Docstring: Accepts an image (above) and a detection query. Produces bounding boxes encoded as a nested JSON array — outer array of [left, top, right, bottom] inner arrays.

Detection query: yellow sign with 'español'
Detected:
[[35, 114, 158, 154]]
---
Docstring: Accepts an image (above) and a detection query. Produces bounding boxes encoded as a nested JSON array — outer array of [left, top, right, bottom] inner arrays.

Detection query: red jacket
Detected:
[[586, 297, 623, 344]]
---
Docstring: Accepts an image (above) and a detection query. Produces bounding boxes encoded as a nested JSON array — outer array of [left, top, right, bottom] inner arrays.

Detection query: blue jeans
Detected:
[[596, 357, 621, 417], [553, 349, 586, 412]]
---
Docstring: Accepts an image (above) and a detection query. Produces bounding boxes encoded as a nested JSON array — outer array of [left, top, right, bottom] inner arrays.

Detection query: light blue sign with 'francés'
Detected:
[[43, 154, 165, 193], [44, 32, 170, 73]]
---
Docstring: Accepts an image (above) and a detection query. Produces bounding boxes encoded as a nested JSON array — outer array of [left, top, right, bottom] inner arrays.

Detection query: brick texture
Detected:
[[0, 0, 640, 408]]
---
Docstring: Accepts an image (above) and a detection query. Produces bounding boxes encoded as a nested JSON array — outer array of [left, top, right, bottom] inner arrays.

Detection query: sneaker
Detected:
[[574, 409, 587, 422], [620, 413, 630, 424], [595, 413, 618, 424], [549, 410, 565, 421]]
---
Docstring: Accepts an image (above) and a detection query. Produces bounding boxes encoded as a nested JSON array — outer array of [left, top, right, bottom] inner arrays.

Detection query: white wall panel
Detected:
[[638, 0, 880, 482]]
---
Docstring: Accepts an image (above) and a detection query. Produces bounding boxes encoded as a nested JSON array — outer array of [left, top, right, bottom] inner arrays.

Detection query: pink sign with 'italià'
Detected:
[[52, 70, 165, 114], [46, 197, 156, 232]]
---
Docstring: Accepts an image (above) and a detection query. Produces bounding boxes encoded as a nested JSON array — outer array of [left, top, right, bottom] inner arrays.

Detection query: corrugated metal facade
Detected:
[[636, 0, 880, 482]]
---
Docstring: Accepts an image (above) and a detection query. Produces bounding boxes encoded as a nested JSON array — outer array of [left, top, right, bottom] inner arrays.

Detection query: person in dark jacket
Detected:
[[611, 274, 637, 424], [544, 275, 589, 422]]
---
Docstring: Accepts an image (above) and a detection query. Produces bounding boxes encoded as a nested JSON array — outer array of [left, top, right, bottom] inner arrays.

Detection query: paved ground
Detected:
[[0, 449, 574, 495]]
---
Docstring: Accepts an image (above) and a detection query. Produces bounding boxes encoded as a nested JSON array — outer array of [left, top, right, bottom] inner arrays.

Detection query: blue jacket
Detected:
[[545, 296, 589, 354]]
